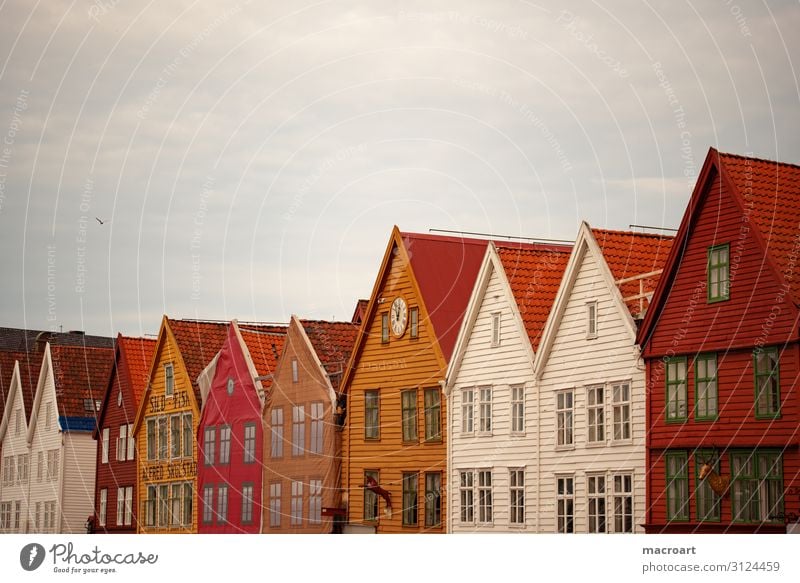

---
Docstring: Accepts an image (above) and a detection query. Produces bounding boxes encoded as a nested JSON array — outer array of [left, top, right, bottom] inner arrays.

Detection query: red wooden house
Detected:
[[197, 322, 285, 533], [637, 148, 800, 533], [93, 335, 156, 533]]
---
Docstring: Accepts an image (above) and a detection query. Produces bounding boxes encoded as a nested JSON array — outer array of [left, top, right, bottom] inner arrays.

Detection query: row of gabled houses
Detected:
[[0, 147, 798, 534]]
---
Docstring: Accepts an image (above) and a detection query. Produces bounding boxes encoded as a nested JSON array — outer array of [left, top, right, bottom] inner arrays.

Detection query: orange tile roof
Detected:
[[238, 328, 286, 393], [118, 336, 157, 407], [49, 344, 115, 419], [591, 228, 675, 316], [300, 320, 359, 391], [496, 244, 572, 352], [719, 152, 800, 303]]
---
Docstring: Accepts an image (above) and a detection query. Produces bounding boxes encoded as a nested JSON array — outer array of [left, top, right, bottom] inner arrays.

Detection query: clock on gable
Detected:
[[390, 296, 408, 337]]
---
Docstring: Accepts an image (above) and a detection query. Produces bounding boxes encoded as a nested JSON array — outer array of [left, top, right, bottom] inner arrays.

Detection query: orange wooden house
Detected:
[[342, 227, 489, 533]]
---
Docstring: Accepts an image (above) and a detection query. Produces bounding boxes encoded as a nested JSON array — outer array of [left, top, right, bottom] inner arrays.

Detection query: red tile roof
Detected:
[[496, 244, 572, 352], [300, 320, 359, 391], [238, 328, 286, 394], [401, 232, 493, 362], [591, 228, 675, 317], [719, 152, 800, 303], [118, 336, 157, 407], [167, 319, 231, 404], [49, 344, 115, 420]]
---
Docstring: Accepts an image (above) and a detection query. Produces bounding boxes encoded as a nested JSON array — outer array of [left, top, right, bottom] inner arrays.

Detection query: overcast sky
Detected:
[[0, 0, 798, 337]]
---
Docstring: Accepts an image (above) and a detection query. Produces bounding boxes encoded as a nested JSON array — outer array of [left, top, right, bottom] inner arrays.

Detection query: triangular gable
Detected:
[[637, 148, 800, 348], [26, 343, 55, 444], [0, 359, 22, 442], [291, 315, 338, 407], [299, 319, 358, 393]]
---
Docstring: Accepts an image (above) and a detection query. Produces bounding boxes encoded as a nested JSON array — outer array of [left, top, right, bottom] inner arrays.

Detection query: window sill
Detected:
[[754, 414, 781, 421], [423, 437, 443, 444], [586, 334, 598, 341], [694, 416, 719, 423], [665, 418, 688, 425], [706, 296, 730, 304], [510, 431, 526, 437], [476, 432, 494, 438], [585, 441, 607, 448], [555, 445, 576, 451], [610, 438, 634, 446]]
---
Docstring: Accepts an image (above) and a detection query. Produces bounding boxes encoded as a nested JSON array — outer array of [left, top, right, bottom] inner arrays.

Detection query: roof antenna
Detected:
[[429, 228, 572, 244]]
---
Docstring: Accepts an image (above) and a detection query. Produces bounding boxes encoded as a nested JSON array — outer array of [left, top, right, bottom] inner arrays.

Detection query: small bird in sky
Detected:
[[95, 217, 109, 225]]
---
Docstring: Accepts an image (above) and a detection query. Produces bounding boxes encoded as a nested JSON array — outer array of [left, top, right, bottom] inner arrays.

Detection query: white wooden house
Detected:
[[533, 222, 672, 533]]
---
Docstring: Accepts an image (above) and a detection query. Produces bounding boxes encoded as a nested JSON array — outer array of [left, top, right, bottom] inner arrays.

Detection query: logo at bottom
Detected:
[[20, 543, 46, 571]]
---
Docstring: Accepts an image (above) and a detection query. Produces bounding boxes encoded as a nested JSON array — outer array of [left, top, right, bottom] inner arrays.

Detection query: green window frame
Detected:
[[665, 357, 688, 422], [731, 450, 783, 523], [409, 307, 419, 339], [424, 472, 442, 527], [381, 313, 389, 343], [707, 244, 730, 302], [401, 390, 417, 442], [694, 353, 718, 421], [754, 347, 780, 418], [364, 390, 380, 439], [424, 388, 441, 441], [402, 472, 418, 526], [665, 451, 689, 521], [694, 449, 721, 522]]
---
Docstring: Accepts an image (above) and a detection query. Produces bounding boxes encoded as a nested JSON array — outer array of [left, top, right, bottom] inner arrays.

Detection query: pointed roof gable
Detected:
[[496, 243, 572, 352], [638, 148, 800, 347], [591, 228, 674, 317], [351, 300, 369, 325], [401, 231, 492, 362], [237, 327, 287, 394], [0, 351, 42, 438]]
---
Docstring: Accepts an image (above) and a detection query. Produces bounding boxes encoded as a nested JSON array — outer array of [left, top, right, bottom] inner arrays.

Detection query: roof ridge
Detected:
[[719, 150, 800, 170], [592, 227, 676, 240]]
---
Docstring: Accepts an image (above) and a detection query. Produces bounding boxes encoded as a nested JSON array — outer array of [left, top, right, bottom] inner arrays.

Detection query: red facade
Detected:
[[197, 323, 285, 533], [638, 149, 800, 533], [93, 335, 155, 533]]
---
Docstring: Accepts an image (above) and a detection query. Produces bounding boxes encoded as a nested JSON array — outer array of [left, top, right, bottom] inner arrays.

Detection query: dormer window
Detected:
[[707, 244, 730, 302]]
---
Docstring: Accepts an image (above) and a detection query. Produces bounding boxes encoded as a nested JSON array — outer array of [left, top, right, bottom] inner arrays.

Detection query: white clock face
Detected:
[[390, 297, 408, 337]]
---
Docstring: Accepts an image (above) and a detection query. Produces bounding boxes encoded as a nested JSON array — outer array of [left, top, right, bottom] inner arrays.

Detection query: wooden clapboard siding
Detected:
[[449, 253, 537, 532], [61, 432, 96, 532], [538, 237, 646, 533]]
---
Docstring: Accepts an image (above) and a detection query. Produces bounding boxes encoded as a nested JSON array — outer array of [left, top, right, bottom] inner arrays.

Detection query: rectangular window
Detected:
[[271, 408, 284, 458], [425, 472, 442, 527], [290, 481, 303, 526], [707, 243, 730, 302], [165, 363, 175, 396], [402, 473, 418, 526], [509, 469, 524, 525], [127, 424, 135, 460], [424, 388, 441, 441], [15, 409, 22, 436], [695, 450, 721, 522], [242, 483, 254, 525], [101, 427, 110, 464], [612, 382, 631, 440], [47, 449, 59, 481], [117, 487, 125, 526], [754, 347, 780, 418], [364, 470, 379, 521], [694, 354, 718, 420], [381, 313, 389, 343], [401, 390, 417, 442], [13, 501, 20, 530], [309, 403, 323, 454], [291, 358, 299, 383], [18, 454, 28, 483], [269, 482, 282, 528], [125, 486, 134, 526], [2, 457, 11, 486], [478, 386, 492, 433], [146, 419, 156, 460], [731, 450, 783, 523], [37, 451, 43, 482], [99, 488, 107, 527], [44, 501, 56, 530], [182, 483, 192, 526], [216, 484, 228, 524], [182, 414, 192, 458], [202, 485, 214, 524], [666, 451, 689, 521], [0, 502, 9, 530], [219, 425, 231, 464], [478, 470, 493, 524], [491, 312, 501, 347], [158, 484, 169, 527], [511, 385, 525, 433], [145, 486, 157, 527], [171, 483, 182, 526], [45, 401, 52, 430], [612, 473, 633, 533], [461, 388, 474, 433], [35, 502, 41, 530], [364, 390, 380, 439], [203, 427, 216, 465], [587, 386, 604, 443], [117, 424, 127, 461], [587, 475, 606, 533], [309, 479, 322, 525], [292, 406, 305, 456], [556, 390, 574, 446], [170, 415, 181, 459], [587, 301, 598, 338], [157, 416, 168, 459], [409, 307, 419, 338], [665, 357, 688, 422], [556, 476, 574, 533], [244, 422, 257, 463]]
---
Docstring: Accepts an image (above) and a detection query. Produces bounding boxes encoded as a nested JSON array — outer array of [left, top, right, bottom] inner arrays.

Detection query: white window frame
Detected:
[[511, 385, 525, 434], [459, 470, 474, 524], [556, 475, 574, 533], [127, 424, 135, 460], [478, 386, 492, 434], [99, 488, 107, 527], [125, 486, 133, 526], [509, 468, 525, 526], [611, 382, 632, 442], [490, 312, 501, 347], [309, 479, 322, 525], [612, 473, 634, 533], [461, 388, 474, 434], [101, 427, 110, 464], [117, 487, 125, 526], [587, 474, 606, 533], [117, 424, 127, 461], [477, 469, 493, 524], [556, 390, 574, 448], [586, 385, 605, 444], [310, 402, 324, 454], [586, 301, 598, 339], [290, 480, 303, 526]]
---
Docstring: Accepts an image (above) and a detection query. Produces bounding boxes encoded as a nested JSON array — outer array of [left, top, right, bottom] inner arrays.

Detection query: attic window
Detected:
[[491, 312, 501, 347], [84, 399, 101, 412], [117, 390, 123, 407], [291, 359, 299, 383], [226, 377, 235, 396], [707, 244, 730, 302], [587, 301, 598, 339], [410, 307, 419, 339], [165, 363, 175, 396]]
